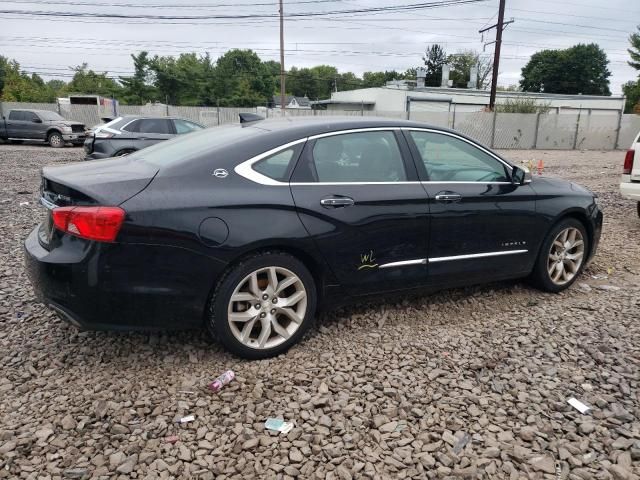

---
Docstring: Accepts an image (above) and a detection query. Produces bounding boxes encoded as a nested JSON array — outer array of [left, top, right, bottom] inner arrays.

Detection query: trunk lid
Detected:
[[39, 157, 158, 249]]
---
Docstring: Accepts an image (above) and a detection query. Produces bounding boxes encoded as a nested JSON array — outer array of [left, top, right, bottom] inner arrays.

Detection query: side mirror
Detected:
[[32, 118, 43, 123], [511, 165, 532, 185]]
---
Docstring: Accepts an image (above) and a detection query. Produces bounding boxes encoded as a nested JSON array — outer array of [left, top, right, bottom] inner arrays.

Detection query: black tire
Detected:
[[530, 218, 589, 293], [207, 252, 317, 359], [48, 131, 64, 148], [114, 149, 135, 157]]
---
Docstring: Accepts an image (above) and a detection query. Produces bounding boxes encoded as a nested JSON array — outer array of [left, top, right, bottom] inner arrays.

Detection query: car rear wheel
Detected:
[[208, 252, 316, 359], [530, 218, 589, 292], [48, 132, 64, 148]]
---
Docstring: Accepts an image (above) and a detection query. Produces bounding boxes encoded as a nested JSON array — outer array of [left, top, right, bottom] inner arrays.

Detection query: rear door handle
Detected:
[[434, 192, 462, 202], [320, 196, 355, 208]]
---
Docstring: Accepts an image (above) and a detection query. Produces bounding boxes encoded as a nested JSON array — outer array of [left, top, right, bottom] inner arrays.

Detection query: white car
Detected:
[[620, 131, 640, 217]]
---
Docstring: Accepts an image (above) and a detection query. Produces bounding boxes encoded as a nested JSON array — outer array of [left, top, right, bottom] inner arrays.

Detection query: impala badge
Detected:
[[213, 169, 229, 178]]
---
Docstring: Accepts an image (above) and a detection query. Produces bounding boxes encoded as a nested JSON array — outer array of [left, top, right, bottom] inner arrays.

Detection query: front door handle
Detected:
[[320, 196, 355, 208], [434, 192, 462, 202]]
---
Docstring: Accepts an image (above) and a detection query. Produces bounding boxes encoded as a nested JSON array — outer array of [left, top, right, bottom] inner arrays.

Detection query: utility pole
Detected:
[[479, 0, 513, 111], [279, 0, 286, 115]]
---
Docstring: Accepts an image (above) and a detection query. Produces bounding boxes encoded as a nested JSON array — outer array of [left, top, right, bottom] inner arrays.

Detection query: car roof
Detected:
[[245, 116, 444, 138], [118, 115, 197, 121], [11, 109, 59, 114]]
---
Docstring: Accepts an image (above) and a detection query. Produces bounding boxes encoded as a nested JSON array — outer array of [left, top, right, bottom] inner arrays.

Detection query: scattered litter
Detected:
[[394, 422, 407, 432], [607, 267, 614, 275], [265, 418, 294, 434], [19, 201, 29, 206], [164, 435, 179, 444], [453, 432, 471, 454], [442, 351, 450, 357], [178, 414, 195, 424], [208, 370, 235, 393], [537, 159, 544, 175], [177, 390, 197, 395], [596, 285, 621, 292], [567, 398, 591, 414], [128, 418, 143, 425], [581, 383, 593, 392]]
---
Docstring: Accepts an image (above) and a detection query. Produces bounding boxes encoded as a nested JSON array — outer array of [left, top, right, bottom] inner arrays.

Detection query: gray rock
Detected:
[[529, 455, 556, 474]]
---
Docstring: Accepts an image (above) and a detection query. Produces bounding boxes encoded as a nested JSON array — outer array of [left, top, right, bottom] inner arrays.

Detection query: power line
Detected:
[[0, 1, 489, 21]]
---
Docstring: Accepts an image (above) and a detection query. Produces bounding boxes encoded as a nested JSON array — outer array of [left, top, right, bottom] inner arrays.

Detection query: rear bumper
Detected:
[[24, 225, 222, 330], [620, 180, 640, 201]]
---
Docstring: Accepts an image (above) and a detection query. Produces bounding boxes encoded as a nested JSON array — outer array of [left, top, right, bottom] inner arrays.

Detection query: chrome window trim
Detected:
[[308, 127, 401, 140], [379, 259, 427, 269], [429, 249, 528, 263], [421, 181, 513, 185], [120, 118, 141, 133], [401, 127, 514, 173]]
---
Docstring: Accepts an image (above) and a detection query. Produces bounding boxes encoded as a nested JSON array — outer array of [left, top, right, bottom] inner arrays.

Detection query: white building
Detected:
[[314, 83, 625, 115]]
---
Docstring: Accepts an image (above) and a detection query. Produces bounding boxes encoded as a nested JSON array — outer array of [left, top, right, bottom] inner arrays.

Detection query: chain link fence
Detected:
[[1, 101, 638, 150]]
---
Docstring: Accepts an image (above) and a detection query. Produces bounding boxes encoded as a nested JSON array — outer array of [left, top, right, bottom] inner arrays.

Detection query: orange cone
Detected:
[[537, 159, 544, 175]]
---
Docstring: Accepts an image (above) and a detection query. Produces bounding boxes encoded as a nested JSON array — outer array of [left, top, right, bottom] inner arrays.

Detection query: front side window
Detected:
[[23, 111, 39, 122], [253, 147, 299, 182], [311, 131, 406, 183], [409, 131, 509, 182], [174, 119, 204, 134]]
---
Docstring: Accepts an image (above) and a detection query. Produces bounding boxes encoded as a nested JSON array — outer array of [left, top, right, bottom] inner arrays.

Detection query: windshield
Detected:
[[130, 124, 262, 167], [38, 111, 65, 121]]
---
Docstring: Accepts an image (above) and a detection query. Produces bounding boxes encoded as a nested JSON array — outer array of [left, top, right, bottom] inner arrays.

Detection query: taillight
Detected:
[[52, 206, 125, 242], [623, 149, 635, 174], [94, 131, 114, 139]]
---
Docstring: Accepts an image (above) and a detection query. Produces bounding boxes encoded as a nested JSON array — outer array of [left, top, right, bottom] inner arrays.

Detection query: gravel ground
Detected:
[[0, 145, 639, 480]]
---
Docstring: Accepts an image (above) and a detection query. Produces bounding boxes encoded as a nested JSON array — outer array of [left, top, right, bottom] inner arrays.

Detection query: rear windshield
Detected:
[[130, 124, 263, 167], [38, 111, 65, 121]]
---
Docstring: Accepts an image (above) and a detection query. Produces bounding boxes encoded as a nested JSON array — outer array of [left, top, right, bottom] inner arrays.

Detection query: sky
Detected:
[[0, 0, 638, 95]]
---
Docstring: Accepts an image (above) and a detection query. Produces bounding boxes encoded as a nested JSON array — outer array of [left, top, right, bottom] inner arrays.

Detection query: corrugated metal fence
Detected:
[[1, 101, 638, 150]]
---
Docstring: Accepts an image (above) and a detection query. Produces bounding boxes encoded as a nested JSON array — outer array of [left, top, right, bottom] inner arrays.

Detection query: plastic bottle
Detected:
[[208, 370, 235, 392]]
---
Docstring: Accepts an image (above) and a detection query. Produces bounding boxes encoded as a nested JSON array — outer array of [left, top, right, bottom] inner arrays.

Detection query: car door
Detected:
[[22, 111, 44, 139], [404, 128, 543, 285], [6, 110, 26, 138], [132, 118, 175, 149], [290, 128, 431, 296]]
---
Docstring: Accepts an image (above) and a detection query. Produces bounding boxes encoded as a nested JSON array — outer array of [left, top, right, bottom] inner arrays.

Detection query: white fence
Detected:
[[1, 101, 638, 150]]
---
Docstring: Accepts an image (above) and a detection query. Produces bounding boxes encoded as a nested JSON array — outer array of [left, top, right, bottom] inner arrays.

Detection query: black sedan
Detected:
[[25, 118, 602, 358], [83, 115, 204, 160]]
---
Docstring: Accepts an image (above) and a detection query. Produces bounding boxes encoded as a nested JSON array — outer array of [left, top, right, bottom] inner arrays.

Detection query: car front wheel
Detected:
[[48, 132, 64, 148], [530, 218, 589, 292], [208, 252, 317, 359]]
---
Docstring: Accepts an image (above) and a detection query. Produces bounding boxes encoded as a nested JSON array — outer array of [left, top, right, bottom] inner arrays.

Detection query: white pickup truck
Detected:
[[621, 131, 640, 218]]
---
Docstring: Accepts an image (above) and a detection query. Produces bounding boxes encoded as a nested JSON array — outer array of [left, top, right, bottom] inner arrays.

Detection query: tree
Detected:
[[447, 50, 492, 89], [520, 44, 611, 95], [628, 25, 640, 71], [423, 44, 447, 87], [212, 49, 275, 107], [362, 70, 404, 88], [0, 58, 57, 102], [120, 52, 157, 104], [622, 80, 640, 113], [61, 64, 122, 97]]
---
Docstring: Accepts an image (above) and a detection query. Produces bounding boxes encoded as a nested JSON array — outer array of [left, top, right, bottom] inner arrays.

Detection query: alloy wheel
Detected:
[[49, 134, 63, 147], [547, 227, 585, 285], [227, 266, 307, 350]]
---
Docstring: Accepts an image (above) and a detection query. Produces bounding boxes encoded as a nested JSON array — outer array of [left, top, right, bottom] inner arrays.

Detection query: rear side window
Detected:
[[139, 119, 173, 134], [310, 131, 406, 182], [174, 119, 203, 134], [123, 118, 173, 134], [253, 147, 300, 182], [8, 111, 24, 120]]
